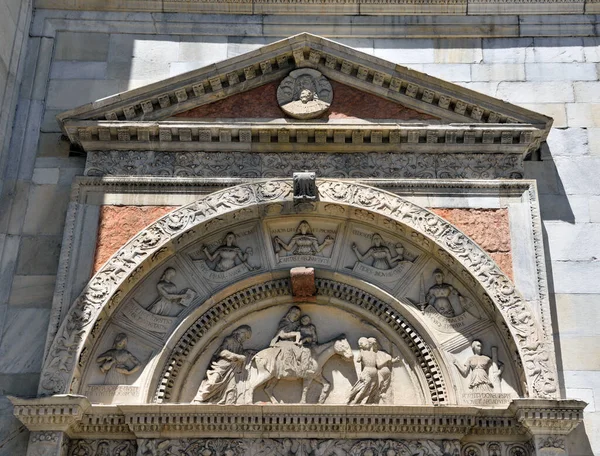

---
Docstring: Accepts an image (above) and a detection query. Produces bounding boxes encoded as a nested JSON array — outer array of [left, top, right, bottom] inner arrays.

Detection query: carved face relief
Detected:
[[277, 69, 333, 119]]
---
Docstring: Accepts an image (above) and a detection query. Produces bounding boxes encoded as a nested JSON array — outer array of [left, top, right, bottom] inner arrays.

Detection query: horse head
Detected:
[[333, 335, 354, 361]]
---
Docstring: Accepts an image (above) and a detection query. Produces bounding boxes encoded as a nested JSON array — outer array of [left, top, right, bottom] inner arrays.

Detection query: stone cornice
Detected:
[[65, 121, 543, 155], [33, 0, 598, 16], [10, 397, 585, 440], [57, 34, 552, 150]]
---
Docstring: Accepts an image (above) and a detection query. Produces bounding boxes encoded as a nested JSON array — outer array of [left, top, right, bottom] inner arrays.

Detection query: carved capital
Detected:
[[10, 395, 90, 433], [510, 399, 586, 436]]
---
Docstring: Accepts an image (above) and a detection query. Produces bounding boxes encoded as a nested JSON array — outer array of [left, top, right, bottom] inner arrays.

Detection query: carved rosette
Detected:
[[40, 180, 556, 401]]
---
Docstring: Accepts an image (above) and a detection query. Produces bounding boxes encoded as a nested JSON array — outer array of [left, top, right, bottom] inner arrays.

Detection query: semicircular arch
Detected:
[[39, 179, 556, 400]]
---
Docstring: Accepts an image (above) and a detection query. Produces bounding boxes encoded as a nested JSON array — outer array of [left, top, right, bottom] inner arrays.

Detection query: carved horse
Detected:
[[245, 335, 354, 404]]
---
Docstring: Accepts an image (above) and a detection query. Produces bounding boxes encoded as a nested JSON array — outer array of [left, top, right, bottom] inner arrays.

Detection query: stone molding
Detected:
[[10, 396, 585, 442], [84, 150, 528, 180], [33, 0, 594, 15], [154, 277, 447, 405], [57, 34, 551, 152], [39, 179, 556, 400], [69, 122, 542, 156]]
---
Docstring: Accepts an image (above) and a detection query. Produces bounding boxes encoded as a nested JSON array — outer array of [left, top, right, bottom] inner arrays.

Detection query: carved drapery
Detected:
[[39, 180, 556, 400]]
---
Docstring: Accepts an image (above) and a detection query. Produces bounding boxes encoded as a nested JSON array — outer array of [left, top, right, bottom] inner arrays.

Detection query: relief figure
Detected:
[[202, 232, 256, 272], [274, 221, 334, 258], [351, 234, 405, 270], [347, 337, 379, 405], [453, 340, 502, 393], [147, 267, 196, 317], [426, 268, 463, 318], [247, 307, 353, 404], [96, 333, 141, 385], [193, 325, 254, 405], [371, 338, 400, 401]]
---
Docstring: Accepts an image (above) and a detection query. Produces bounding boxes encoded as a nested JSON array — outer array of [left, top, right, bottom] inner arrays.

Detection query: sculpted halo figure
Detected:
[[277, 69, 333, 119]]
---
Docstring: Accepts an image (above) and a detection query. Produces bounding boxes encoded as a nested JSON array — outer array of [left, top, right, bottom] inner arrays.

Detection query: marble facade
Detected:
[[0, 11, 599, 456]]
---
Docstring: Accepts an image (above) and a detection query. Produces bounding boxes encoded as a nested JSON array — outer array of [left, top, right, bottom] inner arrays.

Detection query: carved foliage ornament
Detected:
[[41, 180, 554, 400]]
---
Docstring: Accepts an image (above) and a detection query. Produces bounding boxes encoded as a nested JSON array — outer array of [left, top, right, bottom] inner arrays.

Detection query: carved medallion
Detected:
[[277, 69, 333, 119]]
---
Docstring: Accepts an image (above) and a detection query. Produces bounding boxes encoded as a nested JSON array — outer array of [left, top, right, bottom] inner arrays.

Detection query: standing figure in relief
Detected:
[[347, 337, 379, 405], [426, 268, 463, 318], [369, 337, 400, 401], [96, 333, 141, 385], [269, 306, 303, 374], [147, 267, 196, 317], [453, 340, 494, 393], [274, 220, 334, 257], [202, 232, 254, 272], [193, 325, 253, 405], [351, 233, 403, 270]]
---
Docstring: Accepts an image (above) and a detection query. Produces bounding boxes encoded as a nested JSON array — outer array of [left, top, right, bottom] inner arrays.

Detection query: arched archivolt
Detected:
[[39, 179, 557, 400]]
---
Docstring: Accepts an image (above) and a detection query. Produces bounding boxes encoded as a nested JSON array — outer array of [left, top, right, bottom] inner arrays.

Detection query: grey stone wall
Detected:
[[0, 11, 599, 455]]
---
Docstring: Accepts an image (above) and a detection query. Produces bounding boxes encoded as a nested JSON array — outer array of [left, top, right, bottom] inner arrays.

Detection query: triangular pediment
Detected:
[[174, 79, 438, 122], [58, 33, 552, 156]]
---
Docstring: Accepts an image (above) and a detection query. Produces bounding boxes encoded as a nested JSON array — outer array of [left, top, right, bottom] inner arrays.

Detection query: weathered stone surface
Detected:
[[496, 81, 575, 103], [518, 103, 567, 128], [553, 157, 600, 195], [433, 38, 482, 64], [31, 168, 59, 185], [49, 61, 107, 80], [471, 63, 525, 81], [373, 39, 436, 64], [574, 82, 600, 103], [525, 37, 586, 63], [547, 128, 589, 157], [8, 275, 56, 307], [46, 79, 121, 110], [54, 31, 109, 61], [545, 222, 600, 261], [93, 205, 176, 273], [0, 308, 49, 373], [525, 63, 597, 81], [482, 38, 533, 63], [551, 260, 600, 294], [22, 185, 70, 235], [566, 103, 600, 128], [176, 80, 436, 120], [290, 266, 316, 298], [16, 236, 61, 275]]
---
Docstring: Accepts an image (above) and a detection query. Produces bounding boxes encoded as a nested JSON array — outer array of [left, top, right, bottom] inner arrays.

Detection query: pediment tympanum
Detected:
[[56, 33, 551, 180]]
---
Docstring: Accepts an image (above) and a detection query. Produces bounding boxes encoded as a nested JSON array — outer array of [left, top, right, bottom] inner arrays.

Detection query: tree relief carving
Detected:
[[41, 180, 553, 401]]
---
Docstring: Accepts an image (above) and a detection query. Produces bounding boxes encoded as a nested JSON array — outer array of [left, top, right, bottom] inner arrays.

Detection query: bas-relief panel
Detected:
[[78, 213, 520, 406]]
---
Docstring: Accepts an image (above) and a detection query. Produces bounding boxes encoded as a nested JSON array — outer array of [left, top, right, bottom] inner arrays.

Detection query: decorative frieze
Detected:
[[84, 150, 526, 179]]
